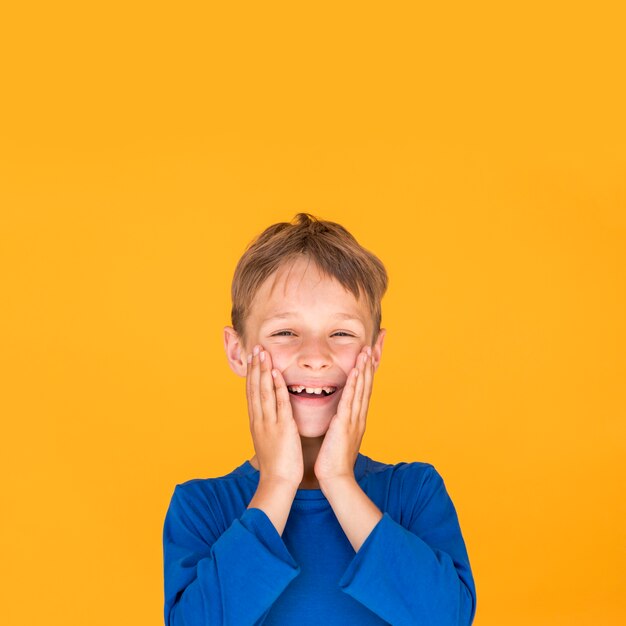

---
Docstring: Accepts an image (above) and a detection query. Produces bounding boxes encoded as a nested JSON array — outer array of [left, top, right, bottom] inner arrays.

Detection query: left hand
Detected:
[[314, 345, 375, 484]]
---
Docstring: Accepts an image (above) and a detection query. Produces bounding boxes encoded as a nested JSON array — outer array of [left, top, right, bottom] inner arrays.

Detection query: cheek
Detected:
[[265, 347, 291, 371], [338, 349, 363, 374]]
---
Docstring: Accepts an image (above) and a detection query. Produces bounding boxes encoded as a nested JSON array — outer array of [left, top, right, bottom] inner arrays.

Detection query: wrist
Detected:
[[318, 473, 357, 496], [248, 474, 299, 537], [258, 472, 301, 492]]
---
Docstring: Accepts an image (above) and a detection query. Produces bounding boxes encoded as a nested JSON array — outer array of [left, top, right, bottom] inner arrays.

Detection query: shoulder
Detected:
[[359, 453, 441, 486], [357, 454, 449, 524], [174, 458, 257, 497], [173, 465, 244, 498], [166, 462, 258, 533]]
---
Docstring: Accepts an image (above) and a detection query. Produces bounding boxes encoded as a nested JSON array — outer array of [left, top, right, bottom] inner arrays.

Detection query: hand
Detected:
[[246, 345, 304, 488], [314, 345, 374, 485]]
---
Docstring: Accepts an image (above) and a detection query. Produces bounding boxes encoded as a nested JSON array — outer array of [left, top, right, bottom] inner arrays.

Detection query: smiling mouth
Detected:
[[287, 385, 338, 397]]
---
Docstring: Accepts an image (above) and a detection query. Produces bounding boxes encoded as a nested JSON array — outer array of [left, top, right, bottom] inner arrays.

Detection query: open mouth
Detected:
[[287, 385, 338, 398]]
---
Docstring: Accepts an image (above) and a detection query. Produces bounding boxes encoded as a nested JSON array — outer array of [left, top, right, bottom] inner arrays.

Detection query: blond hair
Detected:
[[231, 213, 388, 344]]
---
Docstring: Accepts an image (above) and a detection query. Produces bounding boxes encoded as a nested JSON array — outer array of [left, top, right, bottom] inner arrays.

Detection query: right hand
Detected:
[[246, 345, 304, 488]]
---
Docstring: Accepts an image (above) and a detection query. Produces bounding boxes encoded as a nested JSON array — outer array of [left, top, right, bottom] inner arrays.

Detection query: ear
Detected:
[[371, 328, 386, 372], [223, 326, 248, 377]]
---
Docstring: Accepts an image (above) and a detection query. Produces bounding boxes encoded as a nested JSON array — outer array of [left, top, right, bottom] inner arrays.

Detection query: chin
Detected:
[[297, 425, 329, 438], [293, 414, 332, 438]]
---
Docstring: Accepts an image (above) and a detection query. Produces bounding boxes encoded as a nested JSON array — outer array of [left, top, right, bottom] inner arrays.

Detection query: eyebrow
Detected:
[[265, 311, 363, 322]]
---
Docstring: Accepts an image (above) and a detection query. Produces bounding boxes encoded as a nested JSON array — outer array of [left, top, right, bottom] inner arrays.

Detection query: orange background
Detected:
[[1, 3, 625, 625]]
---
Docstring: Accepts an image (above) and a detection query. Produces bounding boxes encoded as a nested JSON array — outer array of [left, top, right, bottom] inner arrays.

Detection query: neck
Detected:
[[299, 435, 324, 489]]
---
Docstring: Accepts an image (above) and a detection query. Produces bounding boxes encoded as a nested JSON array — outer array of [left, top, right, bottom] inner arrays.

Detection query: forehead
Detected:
[[250, 257, 368, 320]]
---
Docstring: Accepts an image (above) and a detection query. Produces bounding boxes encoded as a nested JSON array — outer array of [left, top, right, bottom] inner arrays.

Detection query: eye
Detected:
[[332, 331, 355, 337], [271, 330, 295, 336]]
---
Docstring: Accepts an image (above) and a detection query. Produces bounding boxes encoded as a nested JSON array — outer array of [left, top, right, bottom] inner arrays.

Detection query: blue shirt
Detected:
[[163, 453, 477, 625]]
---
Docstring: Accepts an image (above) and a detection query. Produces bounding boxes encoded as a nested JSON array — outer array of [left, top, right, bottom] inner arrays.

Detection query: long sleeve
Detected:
[[338, 465, 477, 626], [163, 485, 301, 626]]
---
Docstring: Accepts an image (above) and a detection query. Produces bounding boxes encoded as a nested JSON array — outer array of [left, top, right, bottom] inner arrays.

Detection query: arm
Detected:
[[319, 474, 382, 551], [316, 347, 476, 625], [247, 475, 299, 536], [332, 465, 477, 626], [244, 346, 304, 537], [163, 346, 305, 625], [163, 485, 300, 626], [315, 346, 384, 553]]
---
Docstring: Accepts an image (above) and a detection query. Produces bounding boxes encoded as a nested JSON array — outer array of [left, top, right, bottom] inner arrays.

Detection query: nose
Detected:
[[297, 337, 332, 370]]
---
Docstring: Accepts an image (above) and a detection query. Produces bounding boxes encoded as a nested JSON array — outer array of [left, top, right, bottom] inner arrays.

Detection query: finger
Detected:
[[351, 351, 367, 423], [259, 349, 278, 424], [246, 351, 254, 426], [248, 345, 263, 425], [338, 367, 358, 419], [359, 350, 374, 424], [271, 367, 293, 423]]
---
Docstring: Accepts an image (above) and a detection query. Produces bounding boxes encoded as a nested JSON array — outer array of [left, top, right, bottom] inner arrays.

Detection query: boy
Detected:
[[163, 213, 477, 625]]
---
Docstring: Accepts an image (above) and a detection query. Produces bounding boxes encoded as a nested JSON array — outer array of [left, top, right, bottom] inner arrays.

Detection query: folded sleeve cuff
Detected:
[[338, 511, 392, 592], [239, 507, 300, 570], [192, 507, 300, 623]]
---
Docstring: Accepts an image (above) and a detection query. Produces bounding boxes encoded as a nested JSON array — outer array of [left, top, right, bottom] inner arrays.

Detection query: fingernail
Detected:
[[366, 346, 372, 356], [253, 345, 260, 356], [260, 350, 265, 362], [247, 353, 252, 363]]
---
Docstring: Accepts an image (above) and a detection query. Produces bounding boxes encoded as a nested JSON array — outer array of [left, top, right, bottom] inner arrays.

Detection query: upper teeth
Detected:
[[288, 385, 336, 394]]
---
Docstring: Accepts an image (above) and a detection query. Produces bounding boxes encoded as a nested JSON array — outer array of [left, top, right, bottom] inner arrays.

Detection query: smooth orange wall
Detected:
[[1, 3, 625, 625]]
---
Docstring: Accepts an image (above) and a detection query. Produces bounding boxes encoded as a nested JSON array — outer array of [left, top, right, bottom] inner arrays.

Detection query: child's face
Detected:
[[227, 256, 385, 438]]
